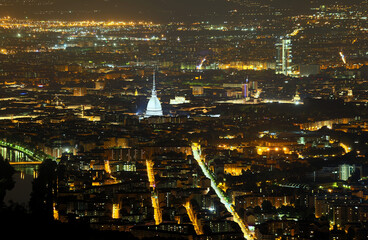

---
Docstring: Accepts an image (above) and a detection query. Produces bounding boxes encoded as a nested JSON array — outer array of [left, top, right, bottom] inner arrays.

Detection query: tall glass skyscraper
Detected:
[[275, 37, 292, 76]]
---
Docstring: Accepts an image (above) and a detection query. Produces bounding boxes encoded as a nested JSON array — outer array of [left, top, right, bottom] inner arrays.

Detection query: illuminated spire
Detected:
[[152, 71, 156, 97], [145, 69, 163, 117]]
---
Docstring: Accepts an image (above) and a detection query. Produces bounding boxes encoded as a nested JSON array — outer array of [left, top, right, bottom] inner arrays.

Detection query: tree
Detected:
[[261, 200, 275, 213], [253, 206, 262, 214], [0, 155, 15, 206], [29, 159, 58, 221], [348, 169, 361, 184]]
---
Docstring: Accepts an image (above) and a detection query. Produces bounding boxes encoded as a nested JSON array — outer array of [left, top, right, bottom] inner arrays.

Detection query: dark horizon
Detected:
[[0, 0, 365, 23]]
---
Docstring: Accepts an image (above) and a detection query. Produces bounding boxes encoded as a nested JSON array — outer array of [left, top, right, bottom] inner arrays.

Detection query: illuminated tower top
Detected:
[[145, 71, 163, 117]]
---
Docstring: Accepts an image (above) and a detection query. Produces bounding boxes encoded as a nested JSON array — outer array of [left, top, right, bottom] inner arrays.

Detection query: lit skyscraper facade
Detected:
[[339, 164, 362, 181], [275, 37, 292, 76]]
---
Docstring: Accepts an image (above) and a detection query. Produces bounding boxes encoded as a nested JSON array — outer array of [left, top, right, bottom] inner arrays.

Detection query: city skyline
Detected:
[[0, 0, 364, 22], [1, 1, 368, 240]]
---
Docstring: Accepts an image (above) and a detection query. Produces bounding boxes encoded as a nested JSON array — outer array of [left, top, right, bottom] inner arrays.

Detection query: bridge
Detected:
[[0, 139, 53, 164]]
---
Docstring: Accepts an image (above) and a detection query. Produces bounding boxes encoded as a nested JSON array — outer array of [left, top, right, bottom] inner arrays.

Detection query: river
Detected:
[[4, 165, 37, 208]]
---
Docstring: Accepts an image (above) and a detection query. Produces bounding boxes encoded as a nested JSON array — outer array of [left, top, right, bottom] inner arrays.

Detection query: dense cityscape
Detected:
[[1, 0, 368, 239]]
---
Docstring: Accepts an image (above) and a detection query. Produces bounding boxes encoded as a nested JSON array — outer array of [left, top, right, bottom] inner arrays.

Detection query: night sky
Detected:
[[0, 0, 364, 22]]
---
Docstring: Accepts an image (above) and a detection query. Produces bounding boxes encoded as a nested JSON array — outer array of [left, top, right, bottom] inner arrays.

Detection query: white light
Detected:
[[339, 52, 346, 64]]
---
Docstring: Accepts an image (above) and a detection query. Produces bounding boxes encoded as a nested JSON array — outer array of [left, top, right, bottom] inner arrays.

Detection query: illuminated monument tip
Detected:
[[145, 71, 163, 117]]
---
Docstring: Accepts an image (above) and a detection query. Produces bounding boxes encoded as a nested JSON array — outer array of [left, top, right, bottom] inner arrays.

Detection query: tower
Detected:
[[145, 71, 163, 117], [338, 164, 361, 181], [275, 37, 292, 76], [242, 77, 249, 98]]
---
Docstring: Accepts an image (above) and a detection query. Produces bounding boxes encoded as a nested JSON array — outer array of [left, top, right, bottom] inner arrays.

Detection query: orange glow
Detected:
[[112, 203, 120, 219], [184, 201, 203, 235], [146, 160, 162, 225]]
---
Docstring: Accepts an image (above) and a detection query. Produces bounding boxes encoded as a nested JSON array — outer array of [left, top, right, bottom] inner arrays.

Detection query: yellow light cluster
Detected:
[[256, 146, 289, 155], [112, 203, 120, 219], [0, 18, 156, 30]]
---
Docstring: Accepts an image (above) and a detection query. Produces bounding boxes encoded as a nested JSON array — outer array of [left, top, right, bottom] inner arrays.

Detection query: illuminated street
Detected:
[[191, 143, 255, 240]]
